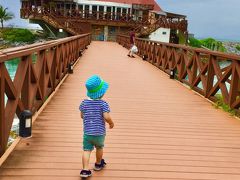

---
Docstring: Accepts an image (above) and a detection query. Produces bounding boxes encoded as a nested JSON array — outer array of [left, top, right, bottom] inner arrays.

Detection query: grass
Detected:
[[214, 94, 237, 116], [7, 130, 18, 147]]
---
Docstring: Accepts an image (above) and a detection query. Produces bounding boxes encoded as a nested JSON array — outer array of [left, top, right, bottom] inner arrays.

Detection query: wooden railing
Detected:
[[136, 16, 188, 36], [21, 8, 84, 35], [117, 35, 240, 110], [21, 8, 146, 24], [0, 34, 91, 155]]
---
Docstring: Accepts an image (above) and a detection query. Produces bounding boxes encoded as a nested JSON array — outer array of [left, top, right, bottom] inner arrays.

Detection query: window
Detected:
[[162, 32, 167, 35], [78, 5, 83, 10]]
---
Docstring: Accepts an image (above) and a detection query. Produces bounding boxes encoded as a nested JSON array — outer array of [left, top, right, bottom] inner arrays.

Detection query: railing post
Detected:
[[21, 56, 31, 110], [51, 46, 57, 90], [178, 49, 186, 81], [205, 55, 215, 98], [229, 60, 240, 108], [152, 42, 156, 64], [0, 63, 6, 156]]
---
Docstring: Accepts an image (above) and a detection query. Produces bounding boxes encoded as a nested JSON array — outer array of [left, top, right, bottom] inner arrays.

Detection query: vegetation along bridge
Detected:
[[0, 34, 240, 179]]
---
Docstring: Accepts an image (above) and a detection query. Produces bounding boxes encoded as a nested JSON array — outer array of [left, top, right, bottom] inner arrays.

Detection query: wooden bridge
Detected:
[[0, 34, 240, 179]]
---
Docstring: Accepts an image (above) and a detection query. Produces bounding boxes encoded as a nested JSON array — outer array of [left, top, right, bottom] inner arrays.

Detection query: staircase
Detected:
[[41, 13, 81, 35], [134, 16, 188, 37]]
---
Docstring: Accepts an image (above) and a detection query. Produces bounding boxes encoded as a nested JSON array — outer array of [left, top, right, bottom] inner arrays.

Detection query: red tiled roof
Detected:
[[96, 0, 162, 11]]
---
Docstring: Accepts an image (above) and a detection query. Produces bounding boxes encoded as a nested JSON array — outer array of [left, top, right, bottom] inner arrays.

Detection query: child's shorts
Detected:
[[83, 134, 105, 151]]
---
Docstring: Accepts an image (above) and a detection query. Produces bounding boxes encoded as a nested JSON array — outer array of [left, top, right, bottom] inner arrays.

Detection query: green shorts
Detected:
[[83, 134, 105, 151]]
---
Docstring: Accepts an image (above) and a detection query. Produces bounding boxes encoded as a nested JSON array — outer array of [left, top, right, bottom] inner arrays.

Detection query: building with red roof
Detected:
[[96, 0, 162, 11], [21, 0, 187, 43]]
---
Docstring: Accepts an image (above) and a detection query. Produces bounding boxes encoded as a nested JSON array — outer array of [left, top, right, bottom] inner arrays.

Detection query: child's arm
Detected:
[[103, 112, 114, 129], [80, 112, 83, 119]]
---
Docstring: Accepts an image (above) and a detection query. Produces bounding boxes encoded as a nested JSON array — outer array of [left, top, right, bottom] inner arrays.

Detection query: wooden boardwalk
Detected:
[[1, 41, 240, 179]]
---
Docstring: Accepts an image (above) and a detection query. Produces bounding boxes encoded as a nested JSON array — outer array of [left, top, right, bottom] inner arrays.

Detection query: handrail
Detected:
[[119, 34, 240, 60], [0, 34, 91, 156], [0, 34, 90, 62], [117, 34, 240, 111]]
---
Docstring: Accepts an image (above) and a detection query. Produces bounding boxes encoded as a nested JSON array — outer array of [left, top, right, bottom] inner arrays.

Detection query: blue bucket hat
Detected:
[[85, 75, 109, 99]]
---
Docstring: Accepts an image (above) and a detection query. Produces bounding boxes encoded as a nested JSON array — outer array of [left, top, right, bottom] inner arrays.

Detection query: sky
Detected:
[[0, 0, 239, 41], [157, 0, 240, 41]]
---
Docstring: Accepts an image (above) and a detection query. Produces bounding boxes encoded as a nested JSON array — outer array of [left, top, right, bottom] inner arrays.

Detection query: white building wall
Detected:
[[149, 28, 170, 43], [75, 0, 131, 8]]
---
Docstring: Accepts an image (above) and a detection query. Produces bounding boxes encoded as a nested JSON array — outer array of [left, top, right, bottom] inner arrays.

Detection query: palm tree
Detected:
[[0, 5, 14, 28]]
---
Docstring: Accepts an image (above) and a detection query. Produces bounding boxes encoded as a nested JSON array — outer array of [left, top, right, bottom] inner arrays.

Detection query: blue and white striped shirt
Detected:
[[79, 99, 110, 135]]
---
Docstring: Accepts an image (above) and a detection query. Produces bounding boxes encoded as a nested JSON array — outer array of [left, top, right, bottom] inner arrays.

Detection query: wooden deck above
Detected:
[[1, 41, 240, 179]]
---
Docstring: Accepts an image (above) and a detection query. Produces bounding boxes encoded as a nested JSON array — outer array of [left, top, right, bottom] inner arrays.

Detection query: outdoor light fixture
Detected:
[[142, 55, 148, 60], [19, 110, 33, 138], [170, 69, 175, 79], [79, 50, 83, 57], [59, 29, 63, 32], [68, 62, 74, 74]]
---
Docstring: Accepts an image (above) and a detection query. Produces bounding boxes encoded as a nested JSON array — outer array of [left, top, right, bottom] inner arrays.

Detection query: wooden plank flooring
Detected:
[[1, 41, 240, 179]]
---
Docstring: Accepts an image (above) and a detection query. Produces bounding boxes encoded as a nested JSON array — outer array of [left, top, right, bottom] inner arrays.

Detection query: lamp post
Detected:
[[79, 49, 83, 57], [142, 55, 148, 60], [68, 61, 74, 74], [170, 69, 175, 79], [19, 110, 33, 138]]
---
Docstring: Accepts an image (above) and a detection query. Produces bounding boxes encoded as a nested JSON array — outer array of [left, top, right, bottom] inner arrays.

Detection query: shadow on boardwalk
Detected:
[[1, 41, 240, 179]]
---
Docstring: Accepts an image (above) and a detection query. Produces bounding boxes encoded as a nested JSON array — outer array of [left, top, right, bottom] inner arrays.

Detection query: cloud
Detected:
[[0, 0, 41, 29], [157, 0, 240, 40], [1, 0, 239, 40]]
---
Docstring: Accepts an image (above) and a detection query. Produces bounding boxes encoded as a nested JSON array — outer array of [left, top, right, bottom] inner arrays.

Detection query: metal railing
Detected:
[[0, 34, 91, 155], [117, 34, 240, 110]]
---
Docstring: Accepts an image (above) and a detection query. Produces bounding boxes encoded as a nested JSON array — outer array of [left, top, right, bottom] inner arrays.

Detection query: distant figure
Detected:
[[79, 75, 114, 178], [127, 28, 136, 58]]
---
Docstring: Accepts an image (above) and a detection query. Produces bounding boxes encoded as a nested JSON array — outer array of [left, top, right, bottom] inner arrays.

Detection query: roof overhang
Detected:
[[151, 10, 167, 16], [165, 12, 186, 19], [132, 3, 154, 10]]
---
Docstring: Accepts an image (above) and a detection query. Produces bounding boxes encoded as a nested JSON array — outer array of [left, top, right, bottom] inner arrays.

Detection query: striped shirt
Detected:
[[79, 99, 110, 135]]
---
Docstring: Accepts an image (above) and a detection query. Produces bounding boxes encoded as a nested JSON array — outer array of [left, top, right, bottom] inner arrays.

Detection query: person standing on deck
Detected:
[[79, 75, 114, 178], [127, 28, 136, 58]]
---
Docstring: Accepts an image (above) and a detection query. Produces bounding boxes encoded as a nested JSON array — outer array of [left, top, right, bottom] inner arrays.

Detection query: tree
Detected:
[[0, 5, 14, 28], [188, 37, 202, 48]]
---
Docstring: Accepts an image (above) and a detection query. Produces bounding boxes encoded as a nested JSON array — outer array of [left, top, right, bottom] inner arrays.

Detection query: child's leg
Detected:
[[128, 44, 133, 56], [82, 150, 91, 170], [96, 148, 103, 164], [82, 135, 94, 170], [128, 49, 130, 55], [94, 135, 105, 164]]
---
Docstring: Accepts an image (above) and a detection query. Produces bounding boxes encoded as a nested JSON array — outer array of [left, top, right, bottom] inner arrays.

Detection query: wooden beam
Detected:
[[0, 63, 6, 156]]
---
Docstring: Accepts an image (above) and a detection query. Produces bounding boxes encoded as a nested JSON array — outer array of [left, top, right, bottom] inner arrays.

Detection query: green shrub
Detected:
[[177, 31, 186, 44], [214, 94, 236, 116], [2, 28, 35, 42], [200, 38, 226, 52], [217, 42, 227, 52], [236, 45, 240, 51], [200, 38, 215, 48], [188, 37, 202, 48]]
